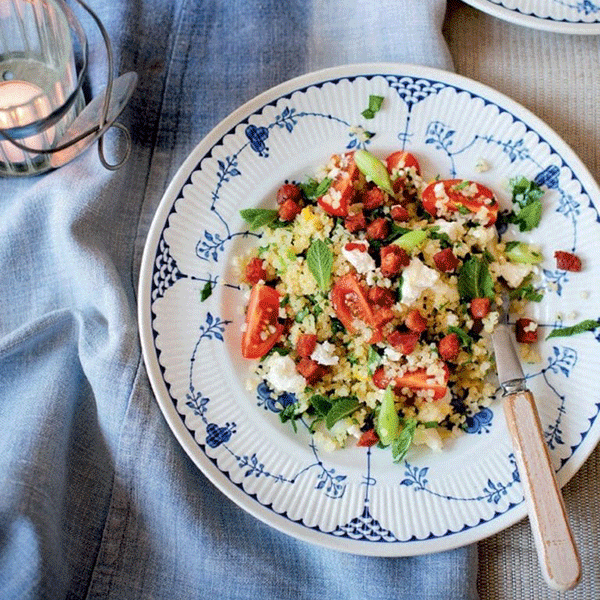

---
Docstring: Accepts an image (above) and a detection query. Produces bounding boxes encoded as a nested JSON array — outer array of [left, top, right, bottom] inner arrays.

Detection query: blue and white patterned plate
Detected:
[[462, 0, 600, 33], [138, 63, 600, 556]]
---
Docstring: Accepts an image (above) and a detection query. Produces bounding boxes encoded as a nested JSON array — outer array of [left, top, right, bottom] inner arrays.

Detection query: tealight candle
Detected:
[[0, 80, 55, 164]]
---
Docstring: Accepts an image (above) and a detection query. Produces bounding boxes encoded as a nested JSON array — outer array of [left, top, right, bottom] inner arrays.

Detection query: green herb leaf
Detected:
[[509, 277, 544, 302], [300, 177, 332, 199], [457, 256, 495, 301], [200, 281, 213, 302], [367, 346, 382, 375], [546, 319, 600, 340], [505, 241, 543, 264], [391, 418, 417, 463], [447, 325, 473, 349], [512, 200, 542, 232], [392, 229, 428, 252], [376, 386, 400, 446], [354, 149, 394, 195], [279, 403, 299, 432], [507, 177, 544, 232], [307, 239, 333, 292], [325, 396, 361, 429], [510, 176, 544, 208], [239, 208, 279, 230], [309, 394, 333, 418], [361, 95, 384, 119]]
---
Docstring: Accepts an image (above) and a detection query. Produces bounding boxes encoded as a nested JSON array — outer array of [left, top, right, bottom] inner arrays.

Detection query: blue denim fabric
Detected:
[[0, 1, 476, 599]]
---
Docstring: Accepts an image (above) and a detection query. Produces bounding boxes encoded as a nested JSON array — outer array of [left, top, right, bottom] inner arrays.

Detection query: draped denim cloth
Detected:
[[0, 1, 478, 599]]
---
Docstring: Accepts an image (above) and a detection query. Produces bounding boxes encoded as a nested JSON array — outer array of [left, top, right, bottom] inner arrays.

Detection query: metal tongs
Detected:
[[491, 296, 581, 591]]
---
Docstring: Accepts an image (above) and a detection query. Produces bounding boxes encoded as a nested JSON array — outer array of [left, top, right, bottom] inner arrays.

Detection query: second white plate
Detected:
[[462, 0, 600, 34]]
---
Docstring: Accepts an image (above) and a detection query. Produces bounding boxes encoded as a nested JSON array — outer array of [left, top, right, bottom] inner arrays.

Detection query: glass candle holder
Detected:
[[0, 0, 86, 176]]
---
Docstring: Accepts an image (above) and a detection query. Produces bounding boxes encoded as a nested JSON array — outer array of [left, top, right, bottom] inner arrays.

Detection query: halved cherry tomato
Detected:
[[241, 285, 284, 359], [373, 364, 449, 400], [331, 273, 382, 343], [421, 179, 499, 226], [386, 151, 421, 194], [386, 150, 421, 175], [317, 152, 359, 217]]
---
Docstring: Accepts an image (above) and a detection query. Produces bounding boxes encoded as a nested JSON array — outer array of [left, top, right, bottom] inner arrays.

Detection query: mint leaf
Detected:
[[391, 418, 417, 463], [507, 177, 544, 232], [361, 95, 384, 119], [325, 396, 361, 429], [509, 275, 544, 302], [279, 403, 299, 432], [546, 319, 600, 340], [457, 256, 494, 301], [200, 281, 213, 302], [300, 177, 332, 199], [512, 200, 542, 232], [307, 239, 333, 292], [239, 208, 278, 230], [309, 394, 332, 418]]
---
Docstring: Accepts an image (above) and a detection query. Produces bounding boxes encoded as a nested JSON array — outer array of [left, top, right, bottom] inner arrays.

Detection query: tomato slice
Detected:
[[386, 151, 421, 195], [373, 364, 449, 400], [241, 284, 284, 359], [386, 150, 421, 174], [330, 273, 382, 343], [421, 179, 498, 226], [317, 152, 359, 217]]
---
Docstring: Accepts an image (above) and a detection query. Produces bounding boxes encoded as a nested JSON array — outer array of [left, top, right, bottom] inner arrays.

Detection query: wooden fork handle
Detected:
[[503, 390, 581, 591]]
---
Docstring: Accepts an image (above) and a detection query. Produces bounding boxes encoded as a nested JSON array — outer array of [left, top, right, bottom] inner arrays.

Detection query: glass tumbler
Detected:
[[0, 0, 86, 176]]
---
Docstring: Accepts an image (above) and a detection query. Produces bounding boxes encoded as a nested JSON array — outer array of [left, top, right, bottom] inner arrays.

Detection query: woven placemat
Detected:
[[444, 2, 600, 597]]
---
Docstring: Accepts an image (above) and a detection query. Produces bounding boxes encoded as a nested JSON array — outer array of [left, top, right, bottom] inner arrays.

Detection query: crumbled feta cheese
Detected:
[[400, 257, 440, 306], [263, 355, 306, 394], [341, 241, 376, 274], [311, 341, 339, 366], [433, 218, 466, 242], [475, 158, 490, 173], [523, 320, 538, 333], [413, 427, 443, 451], [498, 261, 533, 288]]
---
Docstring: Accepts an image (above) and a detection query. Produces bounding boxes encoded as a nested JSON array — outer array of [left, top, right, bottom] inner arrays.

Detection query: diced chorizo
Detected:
[[438, 333, 460, 361], [296, 333, 317, 358], [405, 309, 427, 334], [368, 286, 396, 307], [390, 204, 410, 222], [362, 186, 387, 210], [380, 244, 410, 277], [433, 247, 459, 273], [344, 211, 367, 233], [470, 297, 491, 319], [554, 250, 582, 272], [276, 183, 302, 205], [296, 358, 329, 386], [516, 318, 538, 344], [366, 217, 390, 241], [278, 198, 302, 222]]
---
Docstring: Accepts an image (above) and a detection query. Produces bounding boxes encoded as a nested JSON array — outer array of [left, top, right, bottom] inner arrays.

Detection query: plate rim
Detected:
[[138, 61, 600, 556], [461, 0, 600, 34]]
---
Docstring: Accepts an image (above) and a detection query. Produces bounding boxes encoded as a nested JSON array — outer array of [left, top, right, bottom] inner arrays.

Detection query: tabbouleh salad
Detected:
[[232, 146, 579, 461]]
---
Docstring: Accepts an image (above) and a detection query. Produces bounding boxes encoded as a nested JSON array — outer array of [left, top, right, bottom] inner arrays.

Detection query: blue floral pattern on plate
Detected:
[[139, 64, 600, 556]]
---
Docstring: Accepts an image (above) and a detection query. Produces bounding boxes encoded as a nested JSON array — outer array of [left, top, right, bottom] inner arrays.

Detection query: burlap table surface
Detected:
[[444, 2, 600, 598]]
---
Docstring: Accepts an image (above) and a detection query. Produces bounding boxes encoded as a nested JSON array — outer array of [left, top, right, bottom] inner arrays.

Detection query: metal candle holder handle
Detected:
[[0, 0, 137, 176]]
